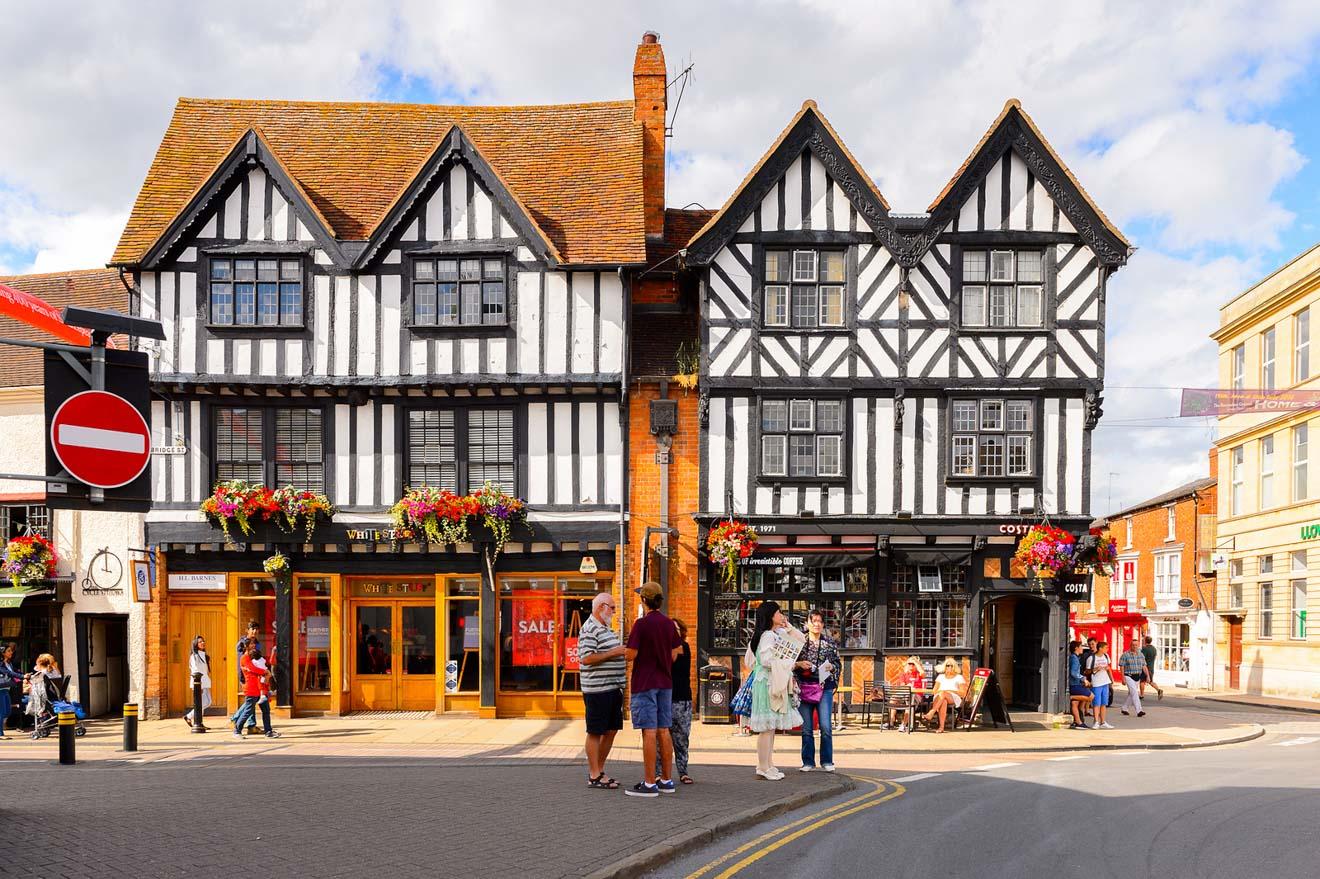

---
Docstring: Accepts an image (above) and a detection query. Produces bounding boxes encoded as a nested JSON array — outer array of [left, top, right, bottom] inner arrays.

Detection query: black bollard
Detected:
[[190, 673, 207, 733], [58, 710, 76, 765], [122, 703, 138, 751]]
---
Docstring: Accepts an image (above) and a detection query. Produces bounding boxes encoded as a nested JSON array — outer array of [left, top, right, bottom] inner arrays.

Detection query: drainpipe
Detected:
[[619, 267, 630, 637]]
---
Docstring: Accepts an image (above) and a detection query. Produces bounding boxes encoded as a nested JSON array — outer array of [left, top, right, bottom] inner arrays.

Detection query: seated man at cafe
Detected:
[[886, 656, 928, 731]]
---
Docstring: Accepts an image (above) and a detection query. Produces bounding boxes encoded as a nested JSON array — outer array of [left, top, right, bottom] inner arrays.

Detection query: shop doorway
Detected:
[[167, 599, 228, 717], [74, 615, 129, 717], [981, 595, 1051, 712], [349, 601, 436, 711], [1228, 618, 1243, 689]]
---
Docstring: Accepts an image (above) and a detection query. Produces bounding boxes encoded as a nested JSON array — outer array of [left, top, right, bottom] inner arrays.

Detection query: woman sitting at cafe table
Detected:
[[923, 658, 968, 733]]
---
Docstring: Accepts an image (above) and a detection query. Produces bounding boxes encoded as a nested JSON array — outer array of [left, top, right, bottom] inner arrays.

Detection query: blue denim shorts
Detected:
[[630, 687, 672, 730], [1091, 684, 1111, 706]]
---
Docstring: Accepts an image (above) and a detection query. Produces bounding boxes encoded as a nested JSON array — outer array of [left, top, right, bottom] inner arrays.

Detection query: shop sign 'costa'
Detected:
[[50, 390, 152, 489]]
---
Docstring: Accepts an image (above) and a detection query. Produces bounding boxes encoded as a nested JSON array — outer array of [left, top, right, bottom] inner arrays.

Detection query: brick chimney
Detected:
[[633, 31, 667, 238]]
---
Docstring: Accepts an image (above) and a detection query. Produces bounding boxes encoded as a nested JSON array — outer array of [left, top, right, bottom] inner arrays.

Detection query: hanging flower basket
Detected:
[[705, 519, 759, 585], [3, 534, 57, 588], [470, 482, 527, 564], [1072, 528, 1119, 577], [389, 483, 527, 555], [263, 550, 291, 578], [200, 480, 335, 545], [1013, 525, 1077, 578]]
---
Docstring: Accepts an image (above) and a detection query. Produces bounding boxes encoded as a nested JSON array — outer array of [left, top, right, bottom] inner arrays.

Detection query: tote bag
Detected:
[[730, 668, 756, 717]]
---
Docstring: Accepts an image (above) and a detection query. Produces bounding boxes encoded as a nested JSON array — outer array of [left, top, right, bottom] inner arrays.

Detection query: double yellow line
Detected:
[[683, 775, 906, 879]]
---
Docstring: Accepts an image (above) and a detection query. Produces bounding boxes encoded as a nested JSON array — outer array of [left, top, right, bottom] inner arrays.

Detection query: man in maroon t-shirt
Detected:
[[623, 581, 682, 797]]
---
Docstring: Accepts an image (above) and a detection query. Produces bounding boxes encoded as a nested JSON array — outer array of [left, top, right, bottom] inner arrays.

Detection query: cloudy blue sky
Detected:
[[3, 0, 1320, 513]]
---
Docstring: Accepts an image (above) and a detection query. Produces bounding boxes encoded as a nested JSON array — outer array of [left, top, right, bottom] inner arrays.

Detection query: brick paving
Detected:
[[0, 757, 846, 879]]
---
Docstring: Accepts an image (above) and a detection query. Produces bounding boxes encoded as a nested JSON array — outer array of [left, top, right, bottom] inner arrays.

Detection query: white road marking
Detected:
[[1046, 755, 1087, 761], [892, 772, 940, 783], [58, 424, 145, 454], [1272, 736, 1318, 747], [968, 762, 1019, 771]]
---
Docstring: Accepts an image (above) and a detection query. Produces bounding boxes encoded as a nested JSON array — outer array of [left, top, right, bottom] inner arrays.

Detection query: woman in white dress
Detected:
[[183, 635, 212, 727], [924, 657, 967, 733], [746, 601, 800, 779]]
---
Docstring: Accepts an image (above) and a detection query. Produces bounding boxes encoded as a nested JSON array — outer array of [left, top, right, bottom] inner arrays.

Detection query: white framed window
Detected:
[[1125, 516, 1134, 549], [1232, 344, 1246, 391], [1166, 505, 1177, 541], [765, 249, 845, 329], [1153, 622, 1191, 673], [1231, 446, 1244, 515], [1291, 578, 1308, 639], [1260, 435, 1276, 509], [1154, 551, 1181, 601], [764, 286, 789, 327], [1260, 582, 1274, 638], [1229, 559, 1243, 608], [1296, 308, 1311, 382], [760, 398, 846, 479], [1260, 554, 1274, 575], [1295, 424, 1309, 502], [1112, 557, 1136, 600], [949, 398, 1033, 478], [961, 249, 1044, 329], [1262, 326, 1277, 390], [1292, 549, 1307, 573]]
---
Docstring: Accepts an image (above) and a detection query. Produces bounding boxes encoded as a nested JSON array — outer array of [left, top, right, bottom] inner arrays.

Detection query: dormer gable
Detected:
[[926, 100, 1131, 267]]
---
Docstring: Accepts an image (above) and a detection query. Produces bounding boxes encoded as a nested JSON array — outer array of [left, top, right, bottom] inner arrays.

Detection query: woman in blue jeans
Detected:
[[795, 609, 841, 772]]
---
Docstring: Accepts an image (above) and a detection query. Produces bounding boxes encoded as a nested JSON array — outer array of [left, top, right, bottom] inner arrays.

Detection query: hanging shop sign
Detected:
[[1059, 576, 1093, 603], [167, 573, 227, 592], [511, 595, 556, 666]]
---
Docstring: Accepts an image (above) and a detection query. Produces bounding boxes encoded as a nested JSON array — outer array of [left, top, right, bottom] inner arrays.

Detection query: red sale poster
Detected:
[[512, 596, 556, 666], [562, 636, 580, 672]]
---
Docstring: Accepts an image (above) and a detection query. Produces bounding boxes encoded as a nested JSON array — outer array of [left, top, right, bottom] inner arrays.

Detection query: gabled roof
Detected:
[[113, 97, 648, 268], [927, 99, 1131, 266], [685, 101, 895, 264], [0, 269, 125, 388], [1099, 476, 1217, 523]]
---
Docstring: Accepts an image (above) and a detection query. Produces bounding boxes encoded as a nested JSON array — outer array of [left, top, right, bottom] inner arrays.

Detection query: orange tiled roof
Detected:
[[112, 98, 648, 267], [0, 269, 126, 388]]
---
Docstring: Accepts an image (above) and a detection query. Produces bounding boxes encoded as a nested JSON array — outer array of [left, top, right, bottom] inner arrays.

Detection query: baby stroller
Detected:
[[25, 674, 87, 739]]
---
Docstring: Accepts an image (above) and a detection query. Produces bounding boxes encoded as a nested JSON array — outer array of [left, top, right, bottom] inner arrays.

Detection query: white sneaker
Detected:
[[799, 765, 814, 773], [767, 768, 785, 780], [1100, 722, 1115, 729], [821, 763, 836, 772]]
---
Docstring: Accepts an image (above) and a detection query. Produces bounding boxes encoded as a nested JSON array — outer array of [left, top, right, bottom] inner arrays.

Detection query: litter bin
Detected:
[[698, 664, 732, 724]]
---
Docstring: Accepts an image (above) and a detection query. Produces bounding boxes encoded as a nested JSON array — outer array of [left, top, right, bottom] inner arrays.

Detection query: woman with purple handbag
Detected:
[[795, 609, 841, 772]]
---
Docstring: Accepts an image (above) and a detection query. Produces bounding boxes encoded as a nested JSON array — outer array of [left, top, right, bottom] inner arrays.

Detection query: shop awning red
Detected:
[[0, 282, 96, 346]]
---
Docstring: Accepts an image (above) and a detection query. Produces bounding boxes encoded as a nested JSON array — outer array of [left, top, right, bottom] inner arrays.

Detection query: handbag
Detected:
[[799, 680, 823, 704], [730, 668, 756, 716]]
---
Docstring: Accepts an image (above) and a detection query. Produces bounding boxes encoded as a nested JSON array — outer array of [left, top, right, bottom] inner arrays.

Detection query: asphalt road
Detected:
[[654, 700, 1320, 879]]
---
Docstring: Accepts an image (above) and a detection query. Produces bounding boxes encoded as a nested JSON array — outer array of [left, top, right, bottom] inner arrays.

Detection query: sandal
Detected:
[[680, 774, 694, 785], [588, 773, 619, 789]]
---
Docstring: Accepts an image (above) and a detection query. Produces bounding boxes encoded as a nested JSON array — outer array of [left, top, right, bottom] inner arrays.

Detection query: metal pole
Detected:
[[191, 673, 207, 733], [58, 711, 76, 764], [122, 703, 138, 751], [88, 338, 106, 505]]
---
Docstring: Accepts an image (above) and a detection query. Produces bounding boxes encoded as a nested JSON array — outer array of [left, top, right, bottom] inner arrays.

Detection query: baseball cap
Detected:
[[635, 581, 663, 602]]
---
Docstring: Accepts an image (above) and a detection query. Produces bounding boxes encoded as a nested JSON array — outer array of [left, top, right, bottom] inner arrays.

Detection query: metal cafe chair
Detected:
[[882, 683, 916, 734], [860, 679, 885, 728]]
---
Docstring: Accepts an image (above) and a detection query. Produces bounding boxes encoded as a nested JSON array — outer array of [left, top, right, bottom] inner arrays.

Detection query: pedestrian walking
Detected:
[[0, 643, 21, 739], [1067, 640, 1093, 729], [1140, 635, 1165, 700], [656, 618, 694, 785], [1118, 642, 1148, 718], [1087, 641, 1115, 729], [231, 621, 261, 732], [623, 581, 681, 798], [183, 635, 212, 727], [578, 592, 626, 790], [232, 641, 280, 739], [795, 609, 839, 771], [746, 601, 800, 780]]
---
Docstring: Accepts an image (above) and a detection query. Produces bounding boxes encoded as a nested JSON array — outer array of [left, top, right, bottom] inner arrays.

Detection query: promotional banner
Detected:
[[561, 636, 580, 672], [512, 595, 556, 666], [1180, 388, 1320, 417], [0, 283, 96, 346]]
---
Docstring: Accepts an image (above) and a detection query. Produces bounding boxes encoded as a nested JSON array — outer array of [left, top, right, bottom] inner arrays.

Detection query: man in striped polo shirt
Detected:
[[579, 592, 627, 789]]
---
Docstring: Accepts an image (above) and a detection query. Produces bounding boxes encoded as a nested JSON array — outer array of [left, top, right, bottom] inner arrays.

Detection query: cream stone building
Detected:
[[1212, 243, 1320, 700]]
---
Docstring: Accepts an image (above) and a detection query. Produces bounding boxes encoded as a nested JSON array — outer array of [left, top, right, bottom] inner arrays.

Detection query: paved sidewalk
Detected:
[[1192, 690, 1320, 715], [0, 694, 1263, 765]]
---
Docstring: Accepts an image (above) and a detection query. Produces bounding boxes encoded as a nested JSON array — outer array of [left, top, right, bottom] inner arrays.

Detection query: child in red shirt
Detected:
[[233, 642, 280, 739]]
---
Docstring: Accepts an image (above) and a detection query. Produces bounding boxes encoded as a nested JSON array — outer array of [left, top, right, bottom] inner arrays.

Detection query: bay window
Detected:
[[761, 398, 845, 479], [961, 249, 1043, 329], [950, 398, 1033, 478], [887, 564, 968, 650]]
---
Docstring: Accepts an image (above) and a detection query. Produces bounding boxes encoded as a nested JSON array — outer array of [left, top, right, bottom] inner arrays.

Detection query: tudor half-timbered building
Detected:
[[687, 100, 1130, 714], [114, 35, 671, 719]]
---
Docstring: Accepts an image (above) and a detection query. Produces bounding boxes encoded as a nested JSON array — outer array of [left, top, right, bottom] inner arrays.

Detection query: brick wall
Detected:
[[632, 36, 667, 238], [143, 548, 166, 719]]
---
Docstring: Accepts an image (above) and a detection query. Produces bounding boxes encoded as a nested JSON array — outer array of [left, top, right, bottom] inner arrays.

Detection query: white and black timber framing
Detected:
[[688, 102, 1129, 524], [124, 125, 631, 549]]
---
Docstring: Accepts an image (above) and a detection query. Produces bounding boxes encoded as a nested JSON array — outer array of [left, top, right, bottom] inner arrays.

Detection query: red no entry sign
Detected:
[[49, 390, 152, 489]]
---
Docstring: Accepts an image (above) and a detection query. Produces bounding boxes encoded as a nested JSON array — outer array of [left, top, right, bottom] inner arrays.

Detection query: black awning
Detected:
[[890, 547, 974, 567]]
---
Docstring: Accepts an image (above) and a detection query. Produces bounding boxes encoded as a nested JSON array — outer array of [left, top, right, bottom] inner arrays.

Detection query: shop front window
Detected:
[[402, 605, 436, 675], [887, 564, 969, 650], [445, 579, 481, 693], [355, 605, 392, 675], [237, 578, 277, 660], [711, 565, 871, 651], [499, 577, 607, 694], [295, 578, 331, 694]]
